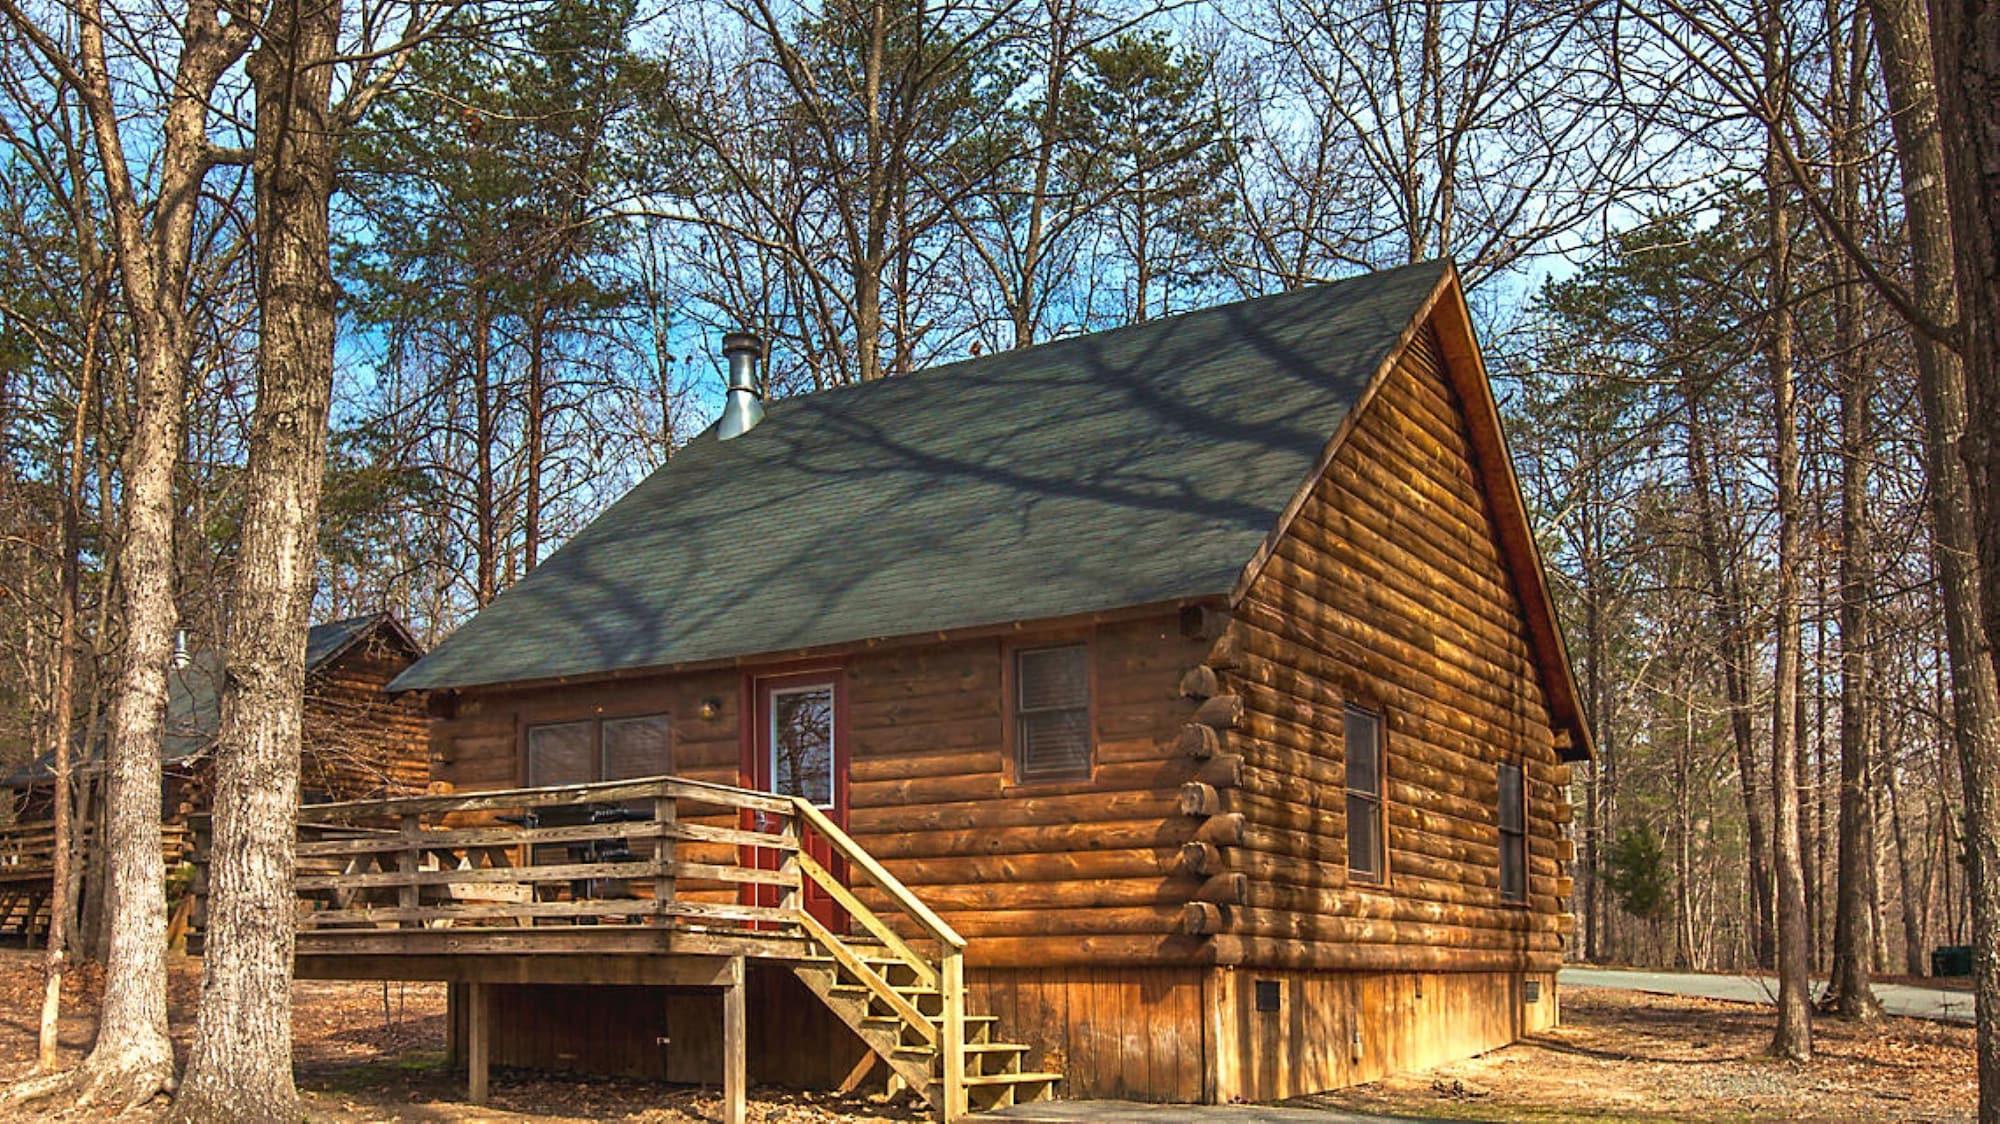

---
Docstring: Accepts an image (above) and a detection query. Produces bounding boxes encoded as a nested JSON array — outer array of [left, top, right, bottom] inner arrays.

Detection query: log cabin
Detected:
[[1, 613, 428, 938], [201, 260, 1588, 1119]]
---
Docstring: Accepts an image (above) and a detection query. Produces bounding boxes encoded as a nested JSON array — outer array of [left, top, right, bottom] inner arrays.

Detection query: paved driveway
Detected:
[[991, 1103, 1427, 1122], [1561, 966, 1976, 1024]]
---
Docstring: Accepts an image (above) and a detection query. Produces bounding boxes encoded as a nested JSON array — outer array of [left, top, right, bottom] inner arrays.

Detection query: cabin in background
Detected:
[[0, 612, 428, 940], [341, 259, 1589, 1110]]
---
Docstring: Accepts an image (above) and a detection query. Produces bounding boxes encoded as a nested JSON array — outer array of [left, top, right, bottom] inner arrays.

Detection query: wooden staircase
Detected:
[[785, 802, 1061, 1118], [0, 886, 50, 941]]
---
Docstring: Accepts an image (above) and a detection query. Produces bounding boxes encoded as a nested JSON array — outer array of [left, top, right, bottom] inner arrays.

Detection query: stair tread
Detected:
[[829, 982, 939, 995], [959, 1072, 1062, 1087], [893, 1041, 1025, 1056]]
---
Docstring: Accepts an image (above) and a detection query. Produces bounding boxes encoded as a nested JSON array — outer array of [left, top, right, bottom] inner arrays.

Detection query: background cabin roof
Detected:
[[392, 261, 1451, 693], [3, 613, 421, 788]]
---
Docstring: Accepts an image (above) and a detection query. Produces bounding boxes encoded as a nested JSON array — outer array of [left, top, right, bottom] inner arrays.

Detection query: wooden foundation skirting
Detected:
[[450, 963, 1557, 1107]]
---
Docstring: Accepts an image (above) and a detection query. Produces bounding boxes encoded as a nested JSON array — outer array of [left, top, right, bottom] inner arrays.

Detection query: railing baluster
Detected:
[[653, 792, 676, 925], [273, 776, 813, 936], [778, 810, 800, 923], [190, 816, 211, 936], [398, 813, 420, 929]]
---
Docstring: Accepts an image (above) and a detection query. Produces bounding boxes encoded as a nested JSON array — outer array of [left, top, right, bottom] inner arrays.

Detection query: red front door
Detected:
[[748, 671, 848, 929]]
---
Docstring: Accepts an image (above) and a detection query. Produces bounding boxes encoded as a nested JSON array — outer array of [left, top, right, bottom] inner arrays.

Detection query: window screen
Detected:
[[602, 715, 671, 782], [1015, 645, 1091, 781], [1499, 762, 1527, 902], [1344, 706, 1384, 881], [526, 721, 594, 787]]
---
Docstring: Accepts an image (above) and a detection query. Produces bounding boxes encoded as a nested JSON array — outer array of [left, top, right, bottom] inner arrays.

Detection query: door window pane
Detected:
[[770, 686, 835, 807], [526, 721, 594, 787]]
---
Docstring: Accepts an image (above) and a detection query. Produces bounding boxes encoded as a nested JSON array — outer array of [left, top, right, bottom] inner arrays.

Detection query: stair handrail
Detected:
[[788, 797, 964, 952], [789, 797, 967, 1120]]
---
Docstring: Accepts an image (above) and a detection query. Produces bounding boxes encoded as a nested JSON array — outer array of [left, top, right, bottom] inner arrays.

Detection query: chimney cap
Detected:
[[721, 330, 764, 358]]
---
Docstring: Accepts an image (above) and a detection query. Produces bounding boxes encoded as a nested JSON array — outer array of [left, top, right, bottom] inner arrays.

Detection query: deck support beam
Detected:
[[467, 981, 490, 1104], [722, 955, 746, 1124]]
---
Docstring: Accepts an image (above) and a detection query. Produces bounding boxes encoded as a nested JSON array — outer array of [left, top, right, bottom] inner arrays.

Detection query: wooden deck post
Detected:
[[397, 813, 420, 928], [468, 982, 490, 1104], [722, 956, 746, 1124], [653, 793, 677, 922], [939, 946, 965, 1122]]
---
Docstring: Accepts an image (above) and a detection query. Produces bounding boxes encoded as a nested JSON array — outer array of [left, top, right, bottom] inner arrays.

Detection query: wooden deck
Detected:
[[188, 775, 1059, 1121], [0, 819, 190, 941]]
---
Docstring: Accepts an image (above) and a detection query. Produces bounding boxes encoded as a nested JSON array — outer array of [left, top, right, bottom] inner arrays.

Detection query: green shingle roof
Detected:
[[391, 261, 1450, 692]]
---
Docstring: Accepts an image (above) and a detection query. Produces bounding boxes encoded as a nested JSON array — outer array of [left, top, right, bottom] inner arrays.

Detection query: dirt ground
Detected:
[[1311, 986, 1978, 1122], [0, 951, 1977, 1121], [0, 950, 918, 1122]]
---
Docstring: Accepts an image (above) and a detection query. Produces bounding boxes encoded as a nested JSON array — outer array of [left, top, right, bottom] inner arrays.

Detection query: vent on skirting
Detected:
[[1254, 979, 1281, 1012]]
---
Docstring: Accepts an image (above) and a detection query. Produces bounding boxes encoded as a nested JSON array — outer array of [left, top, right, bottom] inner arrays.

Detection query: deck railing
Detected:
[[187, 773, 972, 1117], [191, 776, 804, 935], [0, 819, 191, 882]]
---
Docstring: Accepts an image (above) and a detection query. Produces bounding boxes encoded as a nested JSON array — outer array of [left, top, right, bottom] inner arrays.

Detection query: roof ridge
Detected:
[[743, 261, 1452, 421]]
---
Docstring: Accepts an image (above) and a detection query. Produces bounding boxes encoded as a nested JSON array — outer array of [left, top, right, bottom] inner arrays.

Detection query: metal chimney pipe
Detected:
[[717, 331, 766, 440], [171, 628, 190, 670]]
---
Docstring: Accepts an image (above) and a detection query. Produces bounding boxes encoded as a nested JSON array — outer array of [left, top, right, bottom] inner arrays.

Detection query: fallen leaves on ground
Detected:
[[1308, 985, 1976, 1122], [0, 952, 1977, 1120]]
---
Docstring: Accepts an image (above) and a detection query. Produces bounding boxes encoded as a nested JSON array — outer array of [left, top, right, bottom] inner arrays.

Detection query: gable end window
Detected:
[[1344, 706, 1385, 882], [1498, 761, 1527, 902], [1013, 644, 1092, 781]]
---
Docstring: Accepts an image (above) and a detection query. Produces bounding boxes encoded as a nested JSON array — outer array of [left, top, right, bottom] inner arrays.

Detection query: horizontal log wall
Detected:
[[429, 613, 1213, 964], [845, 616, 1209, 965], [302, 640, 430, 799], [168, 636, 429, 818], [427, 666, 748, 896], [1204, 320, 1574, 974]]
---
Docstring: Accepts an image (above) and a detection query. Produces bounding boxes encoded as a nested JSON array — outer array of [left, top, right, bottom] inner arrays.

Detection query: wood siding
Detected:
[[1195, 320, 1573, 973], [301, 639, 431, 799], [451, 966, 869, 1087], [427, 613, 1216, 967], [1206, 967, 1559, 1101], [967, 966, 1207, 1102], [159, 635, 428, 818]]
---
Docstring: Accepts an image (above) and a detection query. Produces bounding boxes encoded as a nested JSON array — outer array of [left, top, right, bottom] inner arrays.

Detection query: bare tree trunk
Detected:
[[39, 273, 105, 1070], [473, 297, 498, 606], [524, 308, 546, 572], [1827, 22, 1882, 1006], [1685, 387, 1775, 967], [1675, 685, 1698, 970], [1763, 25, 1813, 1050], [1890, 759, 1931, 975], [0, 0, 256, 1102], [1869, 0, 2000, 1109], [169, 0, 341, 1116]]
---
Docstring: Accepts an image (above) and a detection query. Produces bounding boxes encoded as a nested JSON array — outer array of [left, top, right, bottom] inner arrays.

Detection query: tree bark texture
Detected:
[[1874, 0, 2000, 1108], [170, 0, 341, 1116], [41, 0, 249, 1099], [1763, 40, 1814, 1055], [39, 278, 104, 1070]]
